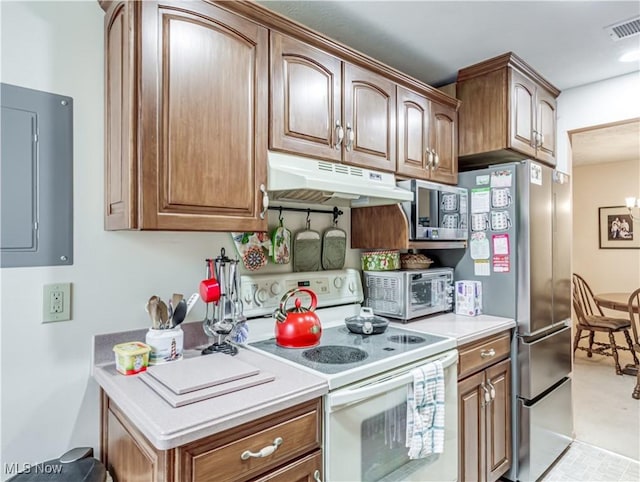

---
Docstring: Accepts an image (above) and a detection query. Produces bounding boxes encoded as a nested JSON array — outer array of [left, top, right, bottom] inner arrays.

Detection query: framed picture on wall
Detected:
[[599, 206, 639, 249]]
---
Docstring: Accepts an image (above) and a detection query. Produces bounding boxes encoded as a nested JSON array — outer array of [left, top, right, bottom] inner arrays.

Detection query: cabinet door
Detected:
[[270, 32, 342, 162], [343, 63, 396, 172], [141, 1, 268, 230], [485, 359, 512, 482], [535, 87, 557, 166], [104, 1, 136, 230], [396, 86, 430, 179], [458, 371, 486, 482], [430, 101, 458, 185], [509, 69, 536, 158]]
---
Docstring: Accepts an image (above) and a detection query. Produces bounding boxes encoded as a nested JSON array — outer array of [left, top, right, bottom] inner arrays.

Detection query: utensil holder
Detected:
[[146, 327, 184, 365]]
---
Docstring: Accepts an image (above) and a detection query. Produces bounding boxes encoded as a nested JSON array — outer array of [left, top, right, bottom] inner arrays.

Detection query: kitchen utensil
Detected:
[[273, 287, 322, 348], [199, 259, 221, 303], [157, 300, 169, 329], [345, 307, 389, 335], [321, 222, 346, 270], [271, 210, 291, 264], [293, 214, 321, 272], [185, 292, 199, 316], [146, 296, 160, 329], [171, 299, 188, 327]]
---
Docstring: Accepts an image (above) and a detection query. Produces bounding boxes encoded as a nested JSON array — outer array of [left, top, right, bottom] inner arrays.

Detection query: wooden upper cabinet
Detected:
[[430, 102, 458, 184], [104, 1, 135, 230], [535, 86, 558, 165], [343, 63, 396, 172], [397, 86, 430, 178], [457, 52, 560, 169], [269, 34, 398, 173], [510, 69, 537, 158], [104, 0, 268, 230], [397, 86, 457, 184], [270, 32, 342, 162]]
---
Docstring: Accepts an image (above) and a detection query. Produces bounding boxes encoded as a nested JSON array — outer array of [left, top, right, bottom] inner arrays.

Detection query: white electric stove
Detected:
[[239, 269, 459, 482]]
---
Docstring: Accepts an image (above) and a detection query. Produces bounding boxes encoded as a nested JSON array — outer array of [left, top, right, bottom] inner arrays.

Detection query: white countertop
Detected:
[[92, 312, 514, 451], [94, 347, 326, 450], [390, 313, 516, 346]]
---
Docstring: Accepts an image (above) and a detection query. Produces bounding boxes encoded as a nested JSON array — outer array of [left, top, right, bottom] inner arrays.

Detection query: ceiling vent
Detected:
[[605, 16, 640, 41]]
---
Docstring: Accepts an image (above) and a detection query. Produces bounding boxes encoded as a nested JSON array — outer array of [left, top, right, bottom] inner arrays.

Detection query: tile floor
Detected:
[[540, 334, 640, 482], [541, 440, 640, 482]]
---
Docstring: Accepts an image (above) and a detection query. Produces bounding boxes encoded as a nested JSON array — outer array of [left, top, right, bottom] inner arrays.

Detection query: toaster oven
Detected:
[[363, 268, 454, 321]]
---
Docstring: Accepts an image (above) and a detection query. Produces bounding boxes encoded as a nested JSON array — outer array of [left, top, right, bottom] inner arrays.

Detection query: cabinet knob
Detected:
[[486, 379, 496, 400], [433, 149, 440, 169], [426, 149, 433, 169], [240, 437, 283, 460], [345, 123, 354, 152], [259, 184, 269, 220], [481, 383, 491, 407], [480, 348, 495, 358], [334, 121, 344, 149], [313, 470, 323, 482]]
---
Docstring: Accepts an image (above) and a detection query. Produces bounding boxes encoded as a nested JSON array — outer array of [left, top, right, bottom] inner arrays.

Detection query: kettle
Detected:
[[273, 288, 322, 348]]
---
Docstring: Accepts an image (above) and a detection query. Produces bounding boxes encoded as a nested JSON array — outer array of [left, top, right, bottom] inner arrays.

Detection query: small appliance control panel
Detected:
[[241, 268, 363, 318]]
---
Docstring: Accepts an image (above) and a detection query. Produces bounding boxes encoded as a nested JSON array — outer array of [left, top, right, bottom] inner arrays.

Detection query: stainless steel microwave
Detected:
[[397, 179, 468, 241], [363, 268, 454, 321]]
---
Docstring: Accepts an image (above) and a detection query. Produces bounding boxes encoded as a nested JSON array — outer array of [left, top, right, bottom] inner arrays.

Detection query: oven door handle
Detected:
[[327, 350, 457, 410]]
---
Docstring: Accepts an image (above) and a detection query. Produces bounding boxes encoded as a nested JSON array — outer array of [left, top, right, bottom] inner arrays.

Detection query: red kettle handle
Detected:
[[279, 288, 318, 313]]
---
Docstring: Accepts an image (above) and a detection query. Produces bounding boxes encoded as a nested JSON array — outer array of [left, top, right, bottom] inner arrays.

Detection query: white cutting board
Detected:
[[146, 355, 260, 395], [140, 370, 275, 407]]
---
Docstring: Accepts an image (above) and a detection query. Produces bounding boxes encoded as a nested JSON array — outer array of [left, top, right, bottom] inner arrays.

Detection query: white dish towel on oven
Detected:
[[406, 360, 445, 458]]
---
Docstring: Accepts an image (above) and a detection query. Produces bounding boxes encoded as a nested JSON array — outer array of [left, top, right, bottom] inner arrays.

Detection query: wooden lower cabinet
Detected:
[[101, 392, 322, 482], [458, 338, 511, 482]]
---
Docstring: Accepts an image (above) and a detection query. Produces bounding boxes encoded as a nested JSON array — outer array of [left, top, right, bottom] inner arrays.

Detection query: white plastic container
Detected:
[[145, 327, 184, 365], [455, 280, 482, 316]]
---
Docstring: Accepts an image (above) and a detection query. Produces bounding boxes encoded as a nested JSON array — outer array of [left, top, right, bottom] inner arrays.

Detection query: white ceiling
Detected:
[[570, 119, 640, 166], [259, 0, 640, 167]]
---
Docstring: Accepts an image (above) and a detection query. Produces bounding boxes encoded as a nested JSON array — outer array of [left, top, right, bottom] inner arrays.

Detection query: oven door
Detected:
[[324, 350, 458, 482], [406, 274, 448, 318]]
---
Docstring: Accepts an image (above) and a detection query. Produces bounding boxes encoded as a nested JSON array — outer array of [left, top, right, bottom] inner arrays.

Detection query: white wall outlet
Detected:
[[43, 283, 72, 322]]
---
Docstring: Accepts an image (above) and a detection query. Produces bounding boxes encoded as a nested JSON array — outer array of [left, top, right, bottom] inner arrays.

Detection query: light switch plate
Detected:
[[43, 282, 71, 322]]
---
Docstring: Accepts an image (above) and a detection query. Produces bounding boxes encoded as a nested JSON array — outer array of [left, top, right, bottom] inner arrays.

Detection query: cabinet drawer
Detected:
[[179, 399, 321, 482], [458, 331, 511, 380]]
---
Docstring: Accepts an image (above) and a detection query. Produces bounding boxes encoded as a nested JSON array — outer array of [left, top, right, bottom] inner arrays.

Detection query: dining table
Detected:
[[594, 292, 639, 313], [594, 291, 639, 379]]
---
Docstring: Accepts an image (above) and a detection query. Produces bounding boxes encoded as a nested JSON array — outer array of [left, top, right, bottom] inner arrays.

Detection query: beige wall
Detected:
[[572, 159, 640, 294]]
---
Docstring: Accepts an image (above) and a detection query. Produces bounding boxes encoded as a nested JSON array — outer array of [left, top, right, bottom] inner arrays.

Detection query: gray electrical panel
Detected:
[[1, 83, 73, 267]]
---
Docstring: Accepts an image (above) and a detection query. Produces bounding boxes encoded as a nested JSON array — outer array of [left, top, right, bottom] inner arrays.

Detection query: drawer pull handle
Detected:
[[313, 470, 322, 482], [480, 348, 495, 358], [240, 437, 283, 460]]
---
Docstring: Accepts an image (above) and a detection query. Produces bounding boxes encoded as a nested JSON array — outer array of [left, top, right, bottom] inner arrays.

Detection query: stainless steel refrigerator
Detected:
[[456, 160, 573, 482]]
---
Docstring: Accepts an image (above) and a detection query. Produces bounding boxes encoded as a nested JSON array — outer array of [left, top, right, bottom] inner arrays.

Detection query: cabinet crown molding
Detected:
[[457, 51, 560, 97]]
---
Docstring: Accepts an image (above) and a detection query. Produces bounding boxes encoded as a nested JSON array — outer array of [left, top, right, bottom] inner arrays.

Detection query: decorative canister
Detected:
[[361, 250, 400, 271], [145, 327, 184, 365]]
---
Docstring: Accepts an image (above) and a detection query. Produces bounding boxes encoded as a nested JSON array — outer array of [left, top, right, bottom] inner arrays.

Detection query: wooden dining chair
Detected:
[[572, 274, 637, 375], [627, 288, 640, 399]]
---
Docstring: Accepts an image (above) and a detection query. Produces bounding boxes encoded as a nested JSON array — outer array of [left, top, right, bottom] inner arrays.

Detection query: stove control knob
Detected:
[[333, 277, 344, 289], [348, 280, 356, 293], [256, 288, 268, 304], [270, 282, 282, 296]]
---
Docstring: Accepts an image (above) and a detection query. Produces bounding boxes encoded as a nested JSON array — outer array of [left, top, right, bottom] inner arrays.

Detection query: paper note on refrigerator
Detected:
[[492, 234, 510, 255], [470, 232, 490, 260], [474, 260, 491, 276], [471, 188, 491, 213]]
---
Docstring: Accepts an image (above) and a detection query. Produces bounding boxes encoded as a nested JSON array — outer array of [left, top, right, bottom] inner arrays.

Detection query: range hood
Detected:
[[267, 151, 413, 208]]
